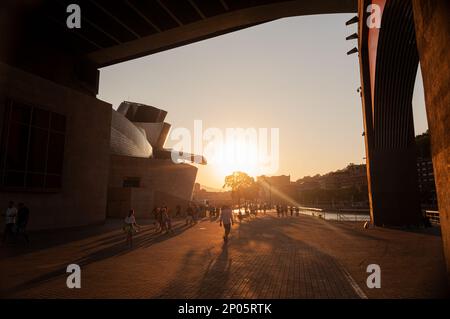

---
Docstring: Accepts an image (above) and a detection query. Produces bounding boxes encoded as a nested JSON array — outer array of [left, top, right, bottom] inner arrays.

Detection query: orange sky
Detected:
[[99, 14, 428, 189]]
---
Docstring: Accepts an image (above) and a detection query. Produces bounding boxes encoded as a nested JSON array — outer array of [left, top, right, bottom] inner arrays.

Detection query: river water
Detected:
[[232, 208, 370, 222]]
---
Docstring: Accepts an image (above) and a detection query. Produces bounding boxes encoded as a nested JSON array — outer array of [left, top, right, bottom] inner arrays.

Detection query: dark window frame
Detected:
[[0, 99, 66, 193], [123, 177, 141, 188]]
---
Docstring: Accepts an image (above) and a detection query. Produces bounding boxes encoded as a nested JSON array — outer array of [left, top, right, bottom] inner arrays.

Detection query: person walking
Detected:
[[162, 207, 173, 234], [158, 207, 166, 233], [123, 209, 140, 247], [2, 201, 17, 244], [219, 205, 234, 243], [16, 203, 30, 244], [152, 207, 161, 232], [186, 204, 194, 226], [193, 204, 199, 224]]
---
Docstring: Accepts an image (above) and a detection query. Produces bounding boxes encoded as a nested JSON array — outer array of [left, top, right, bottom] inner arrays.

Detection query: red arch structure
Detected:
[[357, 0, 450, 277], [359, 0, 422, 226], [0, 0, 449, 278]]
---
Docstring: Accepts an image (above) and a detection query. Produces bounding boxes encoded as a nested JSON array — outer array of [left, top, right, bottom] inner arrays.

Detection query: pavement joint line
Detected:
[[336, 260, 368, 299]]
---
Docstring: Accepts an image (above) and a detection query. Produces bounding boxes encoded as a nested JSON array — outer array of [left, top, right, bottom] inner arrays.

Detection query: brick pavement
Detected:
[[0, 213, 448, 298]]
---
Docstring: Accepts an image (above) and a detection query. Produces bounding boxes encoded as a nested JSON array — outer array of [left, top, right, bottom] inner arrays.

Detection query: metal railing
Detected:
[[425, 210, 440, 225], [298, 206, 370, 222]]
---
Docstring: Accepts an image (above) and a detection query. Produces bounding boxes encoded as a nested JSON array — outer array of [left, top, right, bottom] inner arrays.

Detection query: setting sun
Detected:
[[216, 139, 259, 177]]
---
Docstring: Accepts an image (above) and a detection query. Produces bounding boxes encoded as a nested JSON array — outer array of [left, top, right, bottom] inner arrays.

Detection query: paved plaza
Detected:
[[0, 212, 448, 298]]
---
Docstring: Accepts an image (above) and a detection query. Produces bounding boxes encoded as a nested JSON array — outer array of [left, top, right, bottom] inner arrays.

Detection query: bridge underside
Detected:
[[0, 0, 449, 278]]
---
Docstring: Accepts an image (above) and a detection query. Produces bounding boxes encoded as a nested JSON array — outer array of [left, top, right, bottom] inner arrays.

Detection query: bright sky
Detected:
[[98, 14, 428, 190]]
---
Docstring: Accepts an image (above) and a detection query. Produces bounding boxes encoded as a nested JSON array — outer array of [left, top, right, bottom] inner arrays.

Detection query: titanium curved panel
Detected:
[[110, 110, 152, 158]]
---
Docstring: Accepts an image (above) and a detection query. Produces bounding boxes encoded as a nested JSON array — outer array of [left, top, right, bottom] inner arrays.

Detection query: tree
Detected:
[[223, 171, 255, 207], [243, 182, 261, 203]]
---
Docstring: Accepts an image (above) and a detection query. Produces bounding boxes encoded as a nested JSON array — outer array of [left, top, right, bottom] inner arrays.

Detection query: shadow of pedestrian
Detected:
[[2, 221, 194, 296]]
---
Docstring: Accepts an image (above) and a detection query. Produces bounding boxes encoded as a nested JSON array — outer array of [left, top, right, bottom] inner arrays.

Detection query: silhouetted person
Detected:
[[162, 207, 173, 234], [152, 207, 161, 232], [186, 204, 194, 226], [16, 203, 30, 244], [2, 201, 17, 244], [219, 205, 234, 243], [193, 205, 199, 224], [175, 205, 181, 217], [123, 209, 140, 248]]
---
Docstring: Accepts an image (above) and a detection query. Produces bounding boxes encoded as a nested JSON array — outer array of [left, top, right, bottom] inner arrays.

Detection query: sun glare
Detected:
[[213, 139, 261, 178]]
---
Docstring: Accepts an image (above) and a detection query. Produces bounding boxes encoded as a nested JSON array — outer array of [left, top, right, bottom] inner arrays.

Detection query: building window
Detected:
[[123, 177, 140, 188], [0, 99, 66, 191]]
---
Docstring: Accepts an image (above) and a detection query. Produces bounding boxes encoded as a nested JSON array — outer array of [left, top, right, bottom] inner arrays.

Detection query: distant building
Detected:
[[192, 185, 232, 207], [257, 175, 296, 205], [297, 164, 367, 191], [295, 163, 369, 207], [338, 164, 368, 191], [257, 175, 291, 187], [416, 157, 437, 207], [415, 131, 437, 208]]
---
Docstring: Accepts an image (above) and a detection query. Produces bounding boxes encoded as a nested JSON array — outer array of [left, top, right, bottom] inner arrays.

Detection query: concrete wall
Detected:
[[0, 63, 112, 230], [107, 187, 154, 219], [413, 0, 450, 279], [107, 155, 197, 218]]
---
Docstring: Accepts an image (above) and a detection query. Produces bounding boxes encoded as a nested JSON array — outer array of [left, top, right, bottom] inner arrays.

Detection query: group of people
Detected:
[[185, 203, 201, 226], [2, 201, 30, 245], [122, 203, 236, 247], [153, 205, 174, 234], [276, 205, 300, 217]]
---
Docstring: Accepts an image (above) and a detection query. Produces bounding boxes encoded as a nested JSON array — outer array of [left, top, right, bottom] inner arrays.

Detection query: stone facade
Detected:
[[107, 155, 197, 218], [413, 0, 450, 279]]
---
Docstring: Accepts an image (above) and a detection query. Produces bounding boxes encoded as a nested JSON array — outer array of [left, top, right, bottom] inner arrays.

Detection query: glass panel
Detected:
[[32, 108, 50, 129], [11, 101, 31, 124], [26, 173, 45, 188], [47, 133, 65, 174], [5, 171, 25, 187], [0, 103, 66, 190], [123, 178, 141, 188], [45, 174, 61, 188], [6, 122, 29, 170], [28, 127, 48, 172], [50, 113, 66, 132], [0, 106, 9, 172]]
